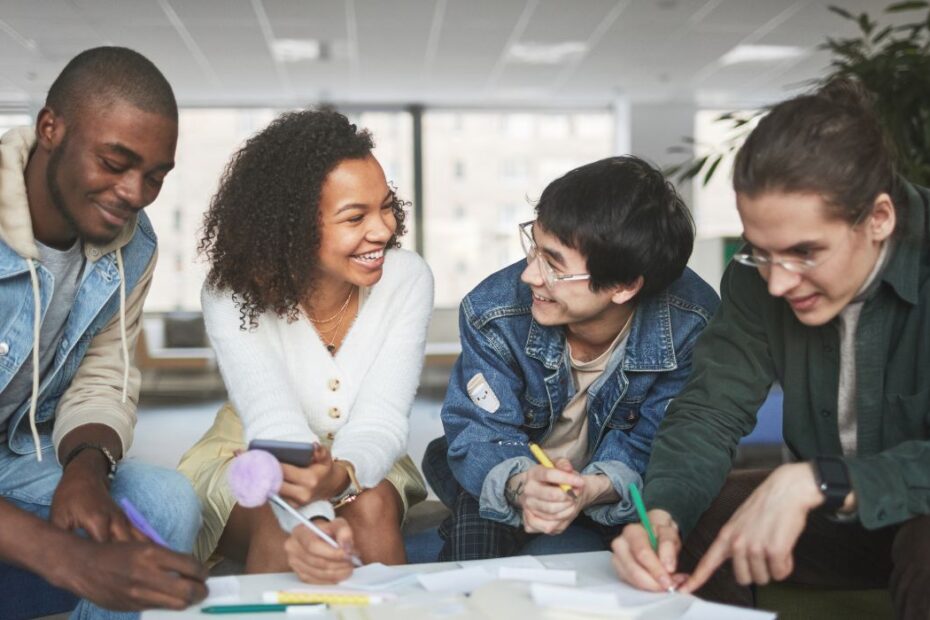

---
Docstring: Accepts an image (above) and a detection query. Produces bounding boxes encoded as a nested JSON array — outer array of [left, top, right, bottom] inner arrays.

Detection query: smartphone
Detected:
[[248, 439, 318, 467]]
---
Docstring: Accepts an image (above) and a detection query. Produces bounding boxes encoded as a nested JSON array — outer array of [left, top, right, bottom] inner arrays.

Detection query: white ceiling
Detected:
[[0, 0, 892, 110]]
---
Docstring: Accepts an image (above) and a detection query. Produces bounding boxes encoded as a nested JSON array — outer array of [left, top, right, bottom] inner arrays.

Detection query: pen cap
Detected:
[[227, 450, 283, 507]]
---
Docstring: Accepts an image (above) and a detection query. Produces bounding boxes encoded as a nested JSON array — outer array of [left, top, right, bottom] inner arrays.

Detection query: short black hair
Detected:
[[536, 155, 694, 299], [46, 46, 177, 123]]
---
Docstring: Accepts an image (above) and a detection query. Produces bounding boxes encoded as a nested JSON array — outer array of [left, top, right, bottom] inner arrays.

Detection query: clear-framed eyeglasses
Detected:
[[733, 205, 873, 274], [731, 249, 822, 273], [518, 220, 591, 288]]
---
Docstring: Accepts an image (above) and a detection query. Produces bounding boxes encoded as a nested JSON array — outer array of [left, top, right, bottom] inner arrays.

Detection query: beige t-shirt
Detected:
[[542, 316, 634, 470]]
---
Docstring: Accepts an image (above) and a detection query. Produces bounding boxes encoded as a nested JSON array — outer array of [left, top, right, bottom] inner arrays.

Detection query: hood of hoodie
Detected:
[[0, 126, 139, 262]]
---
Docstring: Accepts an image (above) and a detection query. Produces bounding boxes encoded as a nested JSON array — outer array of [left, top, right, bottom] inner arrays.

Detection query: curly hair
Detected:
[[199, 107, 407, 329]]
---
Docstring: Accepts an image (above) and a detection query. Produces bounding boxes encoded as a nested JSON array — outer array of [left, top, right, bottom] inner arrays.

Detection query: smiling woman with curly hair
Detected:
[[199, 108, 407, 328], [178, 108, 434, 582]]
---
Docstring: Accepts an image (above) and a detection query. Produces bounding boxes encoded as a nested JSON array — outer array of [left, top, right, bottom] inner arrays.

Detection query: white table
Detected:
[[143, 551, 773, 620]]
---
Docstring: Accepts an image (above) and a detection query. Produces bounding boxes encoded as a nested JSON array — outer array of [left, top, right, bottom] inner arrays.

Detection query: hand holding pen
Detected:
[[285, 516, 357, 584], [506, 443, 584, 535], [227, 450, 363, 569], [611, 486, 687, 593], [529, 442, 579, 499]]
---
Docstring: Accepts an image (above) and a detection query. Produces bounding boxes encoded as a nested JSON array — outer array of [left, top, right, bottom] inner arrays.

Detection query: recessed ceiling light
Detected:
[[720, 44, 807, 65], [507, 41, 588, 64], [271, 39, 325, 62]]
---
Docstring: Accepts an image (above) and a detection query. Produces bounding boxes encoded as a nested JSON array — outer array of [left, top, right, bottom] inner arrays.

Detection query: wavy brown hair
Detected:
[[199, 107, 407, 329]]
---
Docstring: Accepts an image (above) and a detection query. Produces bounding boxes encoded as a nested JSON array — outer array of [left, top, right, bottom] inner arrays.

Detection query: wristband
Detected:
[[63, 442, 118, 481]]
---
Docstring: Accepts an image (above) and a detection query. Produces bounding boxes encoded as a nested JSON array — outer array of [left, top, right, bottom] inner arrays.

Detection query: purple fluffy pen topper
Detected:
[[227, 449, 362, 567]]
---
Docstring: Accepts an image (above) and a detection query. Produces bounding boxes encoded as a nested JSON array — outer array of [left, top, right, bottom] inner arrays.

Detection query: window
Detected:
[[423, 110, 614, 307], [142, 107, 611, 312], [0, 114, 32, 134]]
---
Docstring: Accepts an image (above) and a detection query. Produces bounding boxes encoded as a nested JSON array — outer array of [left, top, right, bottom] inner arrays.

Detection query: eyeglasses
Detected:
[[518, 220, 591, 288], [731, 230, 863, 273], [732, 209, 871, 274], [732, 250, 821, 273]]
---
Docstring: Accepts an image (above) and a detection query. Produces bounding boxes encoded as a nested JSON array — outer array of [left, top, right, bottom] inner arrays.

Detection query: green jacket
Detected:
[[644, 182, 930, 536]]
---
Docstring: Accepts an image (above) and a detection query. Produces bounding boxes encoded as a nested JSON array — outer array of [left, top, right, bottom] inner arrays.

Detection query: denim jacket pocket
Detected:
[[606, 403, 642, 431], [521, 392, 549, 429]]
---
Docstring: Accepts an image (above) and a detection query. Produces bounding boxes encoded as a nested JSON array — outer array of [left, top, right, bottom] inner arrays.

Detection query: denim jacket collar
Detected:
[[523, 290, 678, 373]]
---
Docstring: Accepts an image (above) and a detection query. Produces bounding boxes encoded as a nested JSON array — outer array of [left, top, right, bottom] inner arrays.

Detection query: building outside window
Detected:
[[423, 110, 613, 307]]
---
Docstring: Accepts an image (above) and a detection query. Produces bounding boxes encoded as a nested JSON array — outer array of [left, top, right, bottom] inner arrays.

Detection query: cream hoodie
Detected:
[[0, 127, 156, 460]]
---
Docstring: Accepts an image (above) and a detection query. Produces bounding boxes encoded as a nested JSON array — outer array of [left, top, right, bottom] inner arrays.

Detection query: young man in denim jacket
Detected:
[[0, 48, 206, 617], [423, 156, 719, 560]]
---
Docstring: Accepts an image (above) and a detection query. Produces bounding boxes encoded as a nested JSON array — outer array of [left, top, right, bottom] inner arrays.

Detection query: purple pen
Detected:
[[119, 497, 169, 547]]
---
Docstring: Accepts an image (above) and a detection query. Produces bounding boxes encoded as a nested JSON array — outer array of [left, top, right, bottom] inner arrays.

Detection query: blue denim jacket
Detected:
[[440, 261, 719, 527], [0, 214, 156, 455]]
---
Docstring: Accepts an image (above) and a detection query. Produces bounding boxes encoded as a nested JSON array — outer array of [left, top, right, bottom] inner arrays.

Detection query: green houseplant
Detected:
[[669, 1, 930, 186]]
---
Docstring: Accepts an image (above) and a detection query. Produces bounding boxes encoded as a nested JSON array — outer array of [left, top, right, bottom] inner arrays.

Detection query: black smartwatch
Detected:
[[811, 456, 851, 513]]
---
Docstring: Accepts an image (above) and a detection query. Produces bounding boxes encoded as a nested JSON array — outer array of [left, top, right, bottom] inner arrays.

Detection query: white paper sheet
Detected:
[[498, 566, 577, 585], [417, 566, 495, 594], [531, 583, 694, 620], [679, 600, 776, 620], [339, 562, 420, 591], [456, 554, 545, 571], [204, 576, 240, 604]]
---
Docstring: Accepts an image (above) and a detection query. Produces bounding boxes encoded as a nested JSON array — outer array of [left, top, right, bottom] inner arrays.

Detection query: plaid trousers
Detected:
[[437, 487, 620, 561]]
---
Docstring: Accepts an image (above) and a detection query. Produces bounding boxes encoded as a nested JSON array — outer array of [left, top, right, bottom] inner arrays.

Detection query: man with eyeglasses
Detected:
[[611, 81, 930, 619], [422, 156, 719, 560]]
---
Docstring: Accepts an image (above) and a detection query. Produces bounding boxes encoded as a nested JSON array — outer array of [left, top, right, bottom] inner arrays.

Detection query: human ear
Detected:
[[35, 107, 65, 152], [868, 193, 896, 242], [610, 275, 644, 305]]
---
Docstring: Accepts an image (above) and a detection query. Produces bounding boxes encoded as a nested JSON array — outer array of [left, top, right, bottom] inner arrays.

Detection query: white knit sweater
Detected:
[[202, 249, 433, 519]]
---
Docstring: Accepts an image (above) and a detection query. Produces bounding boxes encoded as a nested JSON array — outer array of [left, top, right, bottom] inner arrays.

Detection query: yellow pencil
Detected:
[[528, 442, 578, 499], [262, 591, 384, 606]]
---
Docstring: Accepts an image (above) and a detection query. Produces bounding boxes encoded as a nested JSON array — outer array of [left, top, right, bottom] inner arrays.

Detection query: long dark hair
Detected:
[[733, 78, 904, 228]]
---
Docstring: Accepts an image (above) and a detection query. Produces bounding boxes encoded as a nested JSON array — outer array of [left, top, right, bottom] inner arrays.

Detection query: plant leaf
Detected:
[[885, 1, 928, 12], [872, 25, 894, 43], [702, 155, 723, 186], [673, 157, 710, 184], [858, 12, 875, 34], [828, 5, 855, 20]]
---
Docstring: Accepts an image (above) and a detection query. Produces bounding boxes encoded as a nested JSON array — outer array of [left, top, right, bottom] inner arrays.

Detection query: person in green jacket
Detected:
[[611, 78, 930, 619]]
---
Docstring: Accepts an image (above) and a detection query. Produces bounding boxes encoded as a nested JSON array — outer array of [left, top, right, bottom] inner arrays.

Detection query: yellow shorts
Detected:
[[177, 402, 427, 563]]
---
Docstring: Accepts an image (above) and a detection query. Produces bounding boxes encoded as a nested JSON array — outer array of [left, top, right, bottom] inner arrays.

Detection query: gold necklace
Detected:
[[305, 287, 354, 324], [304, 287, 356, 354]]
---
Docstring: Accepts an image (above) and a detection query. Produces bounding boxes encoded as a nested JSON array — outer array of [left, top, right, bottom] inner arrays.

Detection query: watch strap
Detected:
[[812, 456, 850, 513]]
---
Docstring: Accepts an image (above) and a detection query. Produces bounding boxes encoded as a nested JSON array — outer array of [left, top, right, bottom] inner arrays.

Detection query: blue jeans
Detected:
[[0, 443, 202, 620]]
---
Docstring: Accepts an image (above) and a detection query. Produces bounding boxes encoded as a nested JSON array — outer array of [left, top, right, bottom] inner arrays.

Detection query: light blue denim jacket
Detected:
[[440, 261, 719, 527], [0, 217, 156, 455]]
